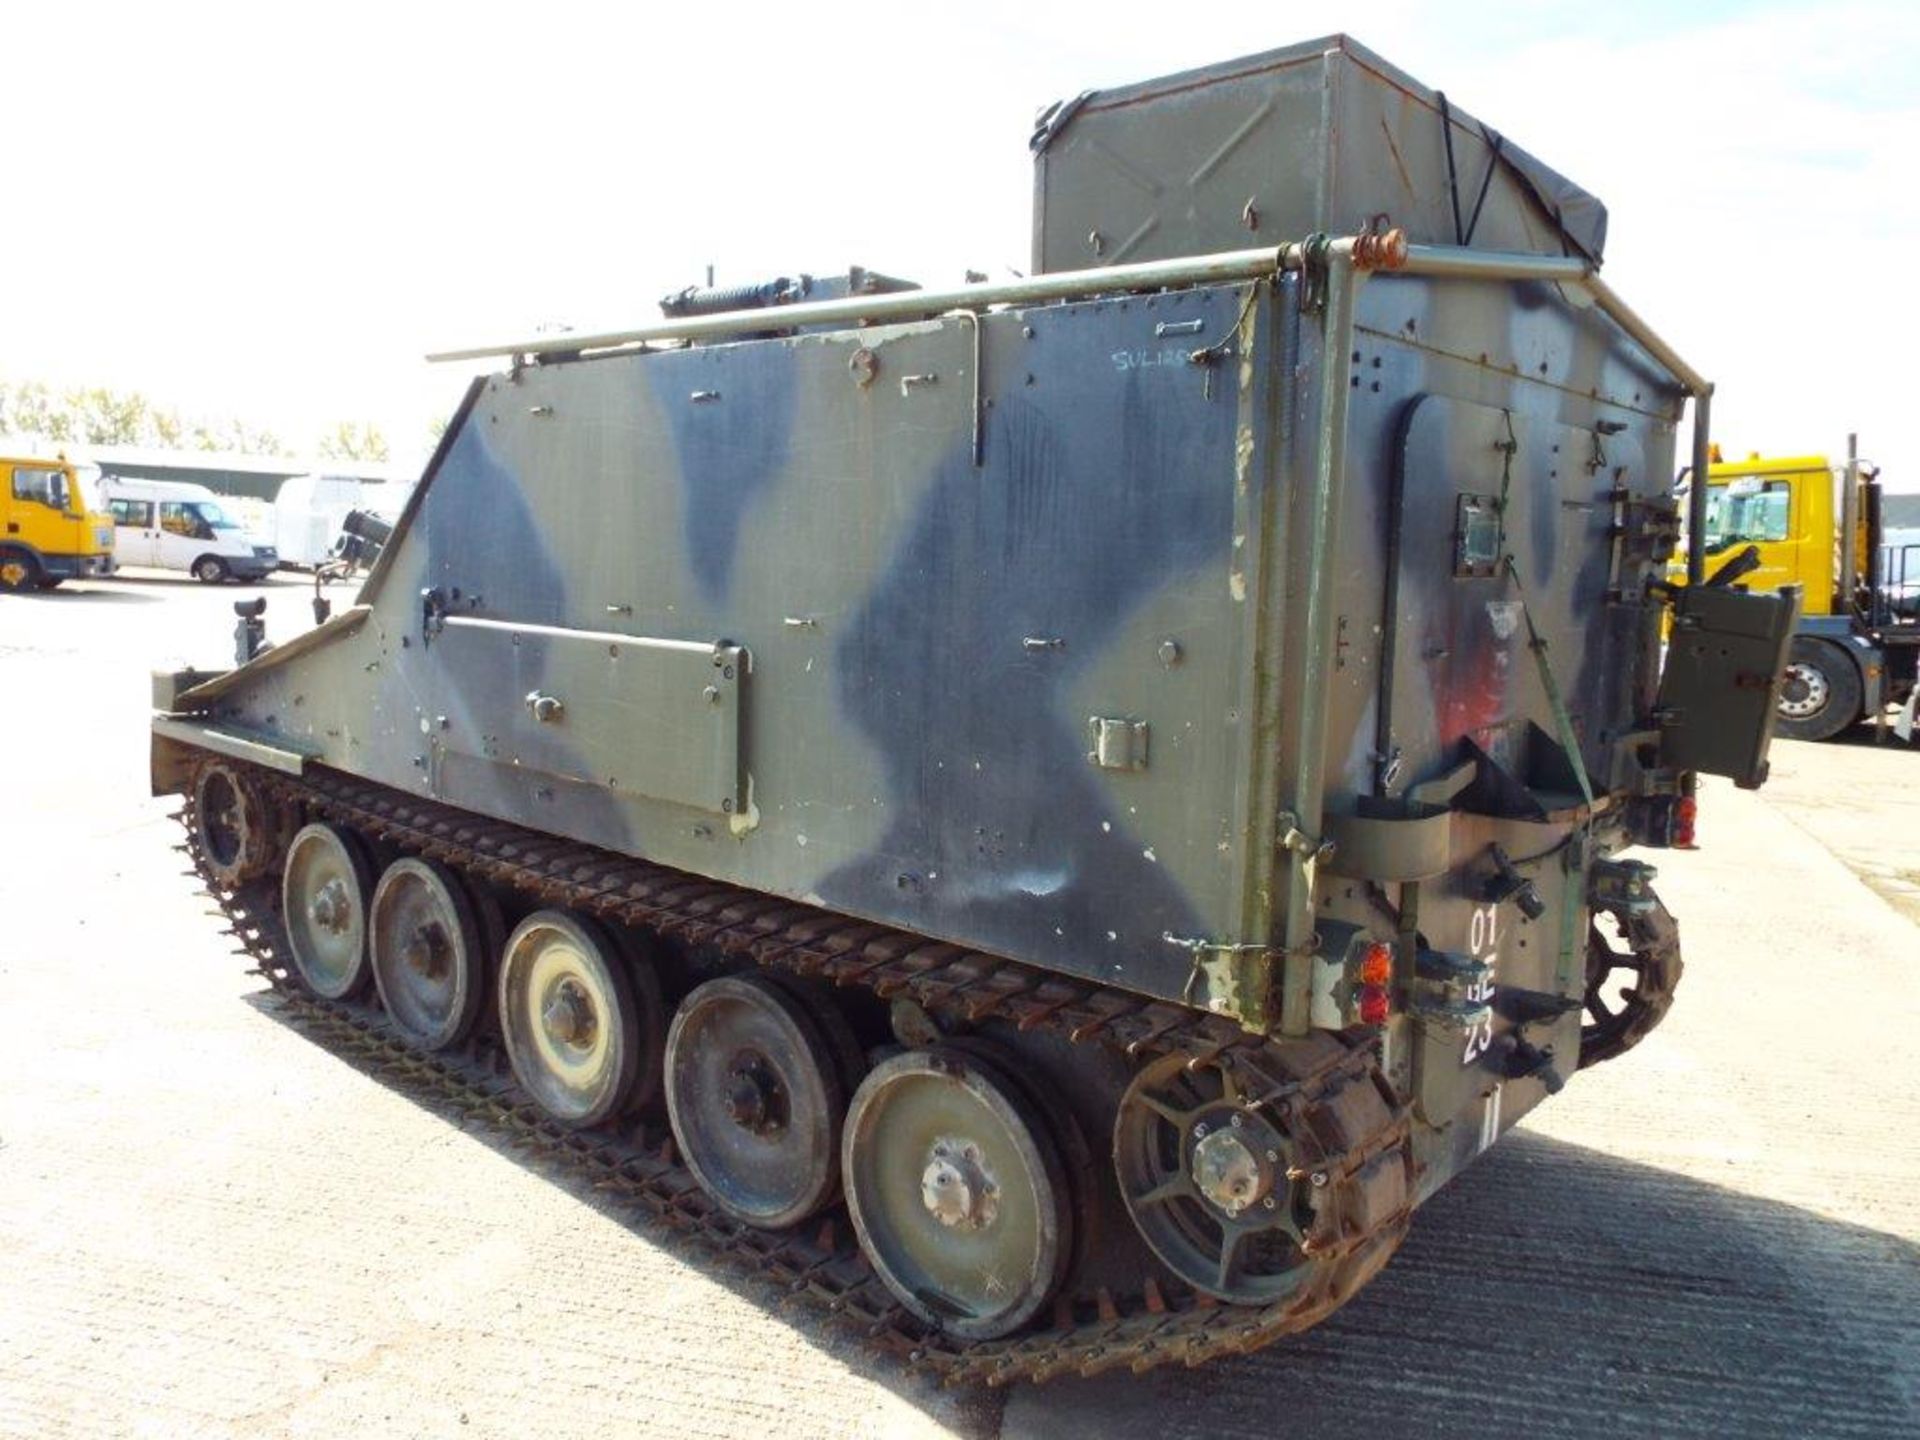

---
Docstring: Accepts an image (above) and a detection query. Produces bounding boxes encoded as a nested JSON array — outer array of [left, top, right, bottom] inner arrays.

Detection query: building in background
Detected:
[[78, 445, 419, 504]]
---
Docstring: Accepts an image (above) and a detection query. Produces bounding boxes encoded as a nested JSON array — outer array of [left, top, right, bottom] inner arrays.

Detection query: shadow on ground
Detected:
[[239, 970, 1920, 1440], [1005, 1131, 1918, 1440], [1825, 721, 1918, 751], [240, 983, 1009, 1438], [6, 585, 164, 604]]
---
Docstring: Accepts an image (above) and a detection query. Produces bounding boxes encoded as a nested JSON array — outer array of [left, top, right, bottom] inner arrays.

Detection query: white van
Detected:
[[100, 478, 278, 583]]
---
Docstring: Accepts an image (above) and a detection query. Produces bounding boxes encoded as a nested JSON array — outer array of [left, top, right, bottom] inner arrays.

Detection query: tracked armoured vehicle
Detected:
[[153, 36, 1797, 1383]]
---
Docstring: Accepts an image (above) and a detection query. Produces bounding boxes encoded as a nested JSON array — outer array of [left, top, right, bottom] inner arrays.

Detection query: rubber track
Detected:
[[185, 760, 1414, 1385]]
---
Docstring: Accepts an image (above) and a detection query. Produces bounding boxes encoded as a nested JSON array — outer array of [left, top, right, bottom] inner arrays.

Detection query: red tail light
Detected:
[[1355, 941, 1394, 1024], [1673, 794, 1698, 848]]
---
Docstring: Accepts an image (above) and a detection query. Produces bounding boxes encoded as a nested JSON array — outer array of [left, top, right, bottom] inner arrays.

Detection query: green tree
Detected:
[[70, 387, 151, 446], [0, 381, 76, 442], [317, 420, 390, 462], [0, 376, 291, 455]]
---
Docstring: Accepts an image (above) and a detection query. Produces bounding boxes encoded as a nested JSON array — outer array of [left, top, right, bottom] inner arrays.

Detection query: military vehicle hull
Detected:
[[151, 35, 1795, 1381]]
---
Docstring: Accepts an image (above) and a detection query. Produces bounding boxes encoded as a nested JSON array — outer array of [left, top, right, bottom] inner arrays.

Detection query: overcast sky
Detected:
[[6, 0, 1916, 483]]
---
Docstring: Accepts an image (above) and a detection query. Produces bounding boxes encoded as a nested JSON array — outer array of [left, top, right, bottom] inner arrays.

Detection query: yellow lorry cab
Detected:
[[1, 454, 118, 591]]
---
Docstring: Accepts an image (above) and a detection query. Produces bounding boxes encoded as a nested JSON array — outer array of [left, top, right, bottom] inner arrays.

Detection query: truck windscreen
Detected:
[[1704, 481, 1791, 553]]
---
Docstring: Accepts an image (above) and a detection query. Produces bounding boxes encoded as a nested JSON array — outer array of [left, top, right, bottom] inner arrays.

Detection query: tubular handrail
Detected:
[[427, 231, 1716, 585]]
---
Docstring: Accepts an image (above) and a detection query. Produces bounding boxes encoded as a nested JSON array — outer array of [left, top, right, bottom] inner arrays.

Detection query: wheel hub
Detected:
[[920, 1137, 1000, 1230], [308, 878, 350, 933], [542, 979, 597, 1048], [1190, 1124, 1274, 1218], [402, 920, 449, 978], [1778, 661, 1828, 718], [723, 1054, 787, 1135]]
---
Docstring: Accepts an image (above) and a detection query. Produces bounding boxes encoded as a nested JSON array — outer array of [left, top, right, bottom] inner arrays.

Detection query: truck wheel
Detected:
[[1775, 638, 1861, 742], [0, 548, 41, 592], [193, 555, 231, 584]]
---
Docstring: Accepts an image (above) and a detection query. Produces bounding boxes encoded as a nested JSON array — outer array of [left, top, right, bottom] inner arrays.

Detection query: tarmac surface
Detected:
[[2, 570, 1917, 1439]]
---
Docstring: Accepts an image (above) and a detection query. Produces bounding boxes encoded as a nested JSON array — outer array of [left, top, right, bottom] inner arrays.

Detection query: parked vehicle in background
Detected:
[[1, 454, 117, 590], [101, 477, 277, 583], [1679, 436, 1917, 741], [225, 495, 278, 554], [273, 473, 414, 570]]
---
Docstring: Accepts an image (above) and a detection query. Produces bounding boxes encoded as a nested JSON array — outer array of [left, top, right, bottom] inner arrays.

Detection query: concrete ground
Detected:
[[1, 571, 1915, 1439]]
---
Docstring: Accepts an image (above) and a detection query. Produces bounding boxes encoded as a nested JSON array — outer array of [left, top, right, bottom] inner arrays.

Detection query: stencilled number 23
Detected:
[[1461, 902, 1499, 1065]]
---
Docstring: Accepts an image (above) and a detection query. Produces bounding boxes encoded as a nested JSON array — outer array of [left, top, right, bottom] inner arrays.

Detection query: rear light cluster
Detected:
[[1624, 790, 1699, 849], [1672, 793, 1698, 848], [1356, 940, 1393, 1026]]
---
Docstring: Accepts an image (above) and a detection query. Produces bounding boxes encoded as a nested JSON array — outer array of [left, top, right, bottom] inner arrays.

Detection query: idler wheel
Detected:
[[369, 857, 486, 1051], [281, 822, 375, 1000], [842, 1048, 1070, 1340], [498, 910, 661, 1127], [1113, 1051, 1322, 1303], [193, 760, 278, 888], [664, 974, 852, 1229]]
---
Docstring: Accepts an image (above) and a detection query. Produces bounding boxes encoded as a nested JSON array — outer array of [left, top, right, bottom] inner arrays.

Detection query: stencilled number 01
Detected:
[[1462, 902, 1499, 1065]]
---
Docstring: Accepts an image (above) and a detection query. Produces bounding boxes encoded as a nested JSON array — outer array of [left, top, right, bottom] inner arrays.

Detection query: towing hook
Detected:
[[1483, 844, 1546, 921]]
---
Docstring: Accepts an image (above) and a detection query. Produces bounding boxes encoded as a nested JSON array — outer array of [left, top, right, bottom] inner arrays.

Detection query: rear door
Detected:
[[1382, 394, 1654, 796]]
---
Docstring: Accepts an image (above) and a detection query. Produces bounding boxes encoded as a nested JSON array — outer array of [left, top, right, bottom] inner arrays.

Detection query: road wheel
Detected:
[[842, 1047, 1070, 1340], [664, 974, 853, 1230], [282, 822, 376, 999], [1775, 637, 1861, 742], [369, 858, 487, 1050], [498, 910, 661, 1127], [193, 555, 231, 584], [0, 549, 41, 592]]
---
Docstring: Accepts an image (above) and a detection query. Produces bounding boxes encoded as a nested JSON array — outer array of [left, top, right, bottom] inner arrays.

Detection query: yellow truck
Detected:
[[1, 454, 117, 591], [1686, 436, 1917, 740]]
